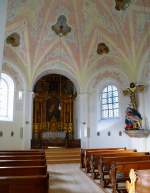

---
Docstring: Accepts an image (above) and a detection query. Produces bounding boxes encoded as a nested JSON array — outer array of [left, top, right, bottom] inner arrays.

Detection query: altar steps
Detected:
[[45, 147, 80, 164]]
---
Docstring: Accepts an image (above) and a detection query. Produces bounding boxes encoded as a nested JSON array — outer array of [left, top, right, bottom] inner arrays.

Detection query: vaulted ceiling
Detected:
[[4, 0, 150, 88]]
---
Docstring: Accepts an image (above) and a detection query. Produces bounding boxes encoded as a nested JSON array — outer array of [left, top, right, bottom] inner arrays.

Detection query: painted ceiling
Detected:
[[4, 0, 150, 88]]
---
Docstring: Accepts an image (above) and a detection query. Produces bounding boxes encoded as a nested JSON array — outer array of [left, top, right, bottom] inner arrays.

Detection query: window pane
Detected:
[[102, 92, 107, 98], [108, 92, 112, 97], [102, 110, 108, 118], [103, 87, 107, 92], [0, 79, 8, 117], [108, 97, 112, 103], [113, 103, 119, 108], [102, 98, 107, 104], [112, 85, 117, 91], [102, 104, 108, 110], [113, 97, 118, 103], [101, 85, 119, 119], [113, 90, 118, 97], [114, 109, 119, 117], [108, 85, 112, 92], [0, 73, 14, 121], [108, 104, 112, 109], [109, 110, 113, 118]]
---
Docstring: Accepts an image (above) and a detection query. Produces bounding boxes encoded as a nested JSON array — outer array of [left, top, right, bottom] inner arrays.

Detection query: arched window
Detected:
[[101, 85, 119, 119], [0, 73, 14, 121]]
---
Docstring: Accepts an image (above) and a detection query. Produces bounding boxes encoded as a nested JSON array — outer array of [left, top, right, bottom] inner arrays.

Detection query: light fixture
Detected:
[[6, 32, 20, 47], [51, 15, 72, 111], [115, 0, 132, 11], [97, 42, 109, 55], [58, 76, 62, 111], [51, 15, 71, 37]]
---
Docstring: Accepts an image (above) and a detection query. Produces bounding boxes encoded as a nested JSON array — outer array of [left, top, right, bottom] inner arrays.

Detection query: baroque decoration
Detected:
[[97, 42, 109, 55], [51, 15, 71, 37], [123, 82, 145, 130], [115, 0, 132, 11], [6, 32, 20, 47]]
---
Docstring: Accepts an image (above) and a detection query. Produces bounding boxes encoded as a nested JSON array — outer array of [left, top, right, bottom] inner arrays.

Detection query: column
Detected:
[[0, 0, 8, 73], [75, 92, 89, 148], [23, 90, 34, 149]]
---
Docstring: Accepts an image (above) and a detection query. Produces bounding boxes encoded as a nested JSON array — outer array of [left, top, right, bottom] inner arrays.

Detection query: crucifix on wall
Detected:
[[123, 82, 145, 130], [123, 82, 144, 110]]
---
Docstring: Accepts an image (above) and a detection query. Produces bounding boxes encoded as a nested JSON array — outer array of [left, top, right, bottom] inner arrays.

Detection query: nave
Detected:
[[48, 164, 104, 193]]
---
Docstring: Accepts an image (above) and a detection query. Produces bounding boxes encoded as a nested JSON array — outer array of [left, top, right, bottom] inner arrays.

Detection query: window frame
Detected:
[[100, 84, 120, 120], [0, 73, 14, 122]]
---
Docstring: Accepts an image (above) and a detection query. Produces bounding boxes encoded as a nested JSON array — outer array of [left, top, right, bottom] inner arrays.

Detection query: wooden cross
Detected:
[[123, 82, 144, 110]]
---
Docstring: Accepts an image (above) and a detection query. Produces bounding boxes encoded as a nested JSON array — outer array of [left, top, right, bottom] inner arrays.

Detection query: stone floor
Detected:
[[48, 164, 105, 193]]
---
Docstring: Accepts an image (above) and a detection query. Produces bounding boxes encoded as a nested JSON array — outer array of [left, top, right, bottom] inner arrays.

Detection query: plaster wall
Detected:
[[0, 0, 7, 73], [0, 84, 24, 150], [0, 64, 25, 150]]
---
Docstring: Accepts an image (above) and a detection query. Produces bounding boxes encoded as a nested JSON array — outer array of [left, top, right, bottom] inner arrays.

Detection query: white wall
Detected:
[[77, 68, 150, 151], [87, 78, 131, 149], [0, 64, 25, 150], [0, 0, 7, 73], [0, 87, 24, 150]]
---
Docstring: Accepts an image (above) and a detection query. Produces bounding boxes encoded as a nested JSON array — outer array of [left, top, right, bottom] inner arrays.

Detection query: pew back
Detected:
[[0, 165, 47, 176]]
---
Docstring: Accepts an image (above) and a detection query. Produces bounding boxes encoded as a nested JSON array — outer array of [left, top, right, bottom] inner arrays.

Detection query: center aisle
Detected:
[[48, 164, 105, 193]]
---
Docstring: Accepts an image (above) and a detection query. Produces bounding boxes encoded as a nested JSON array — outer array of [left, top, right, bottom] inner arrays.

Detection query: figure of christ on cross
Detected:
[[123, 82, 144, 110]]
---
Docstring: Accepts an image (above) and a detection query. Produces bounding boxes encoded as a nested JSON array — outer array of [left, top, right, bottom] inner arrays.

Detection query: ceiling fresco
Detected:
[[4, 0, 150, 88]]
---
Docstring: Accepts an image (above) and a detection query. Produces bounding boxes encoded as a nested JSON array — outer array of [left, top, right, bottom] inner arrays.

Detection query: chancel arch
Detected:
[[32, 73, 79, 147]]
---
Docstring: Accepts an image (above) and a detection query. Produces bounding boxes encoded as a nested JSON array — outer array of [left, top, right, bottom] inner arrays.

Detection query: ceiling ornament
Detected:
[[115, 0, 131, 11], [6, 32, 20, 47], [97, 43, 109, 55], [51, 15, 71, 37]]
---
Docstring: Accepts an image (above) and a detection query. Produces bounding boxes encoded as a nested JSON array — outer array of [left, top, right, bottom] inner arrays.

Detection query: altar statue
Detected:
[[123, 82, 144, 110]]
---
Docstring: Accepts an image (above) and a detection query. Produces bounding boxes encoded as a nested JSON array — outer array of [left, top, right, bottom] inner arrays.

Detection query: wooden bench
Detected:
[[0, 150, 49, 193], [97, 153, 150, 187], [0, 165, 47, 176], [110, 160, 150, 193], [0, 174, 49, 193], [80, 147, 126, 168], [0, 159, 46, 167], [0, 155, 45, 160], [90, 151, 148, 178], [0, 152, 45, 155], [85, 149, 136, 173]]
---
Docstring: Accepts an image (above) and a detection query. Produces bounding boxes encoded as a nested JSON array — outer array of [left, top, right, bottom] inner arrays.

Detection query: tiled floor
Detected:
[[48, 164, 105, 193]]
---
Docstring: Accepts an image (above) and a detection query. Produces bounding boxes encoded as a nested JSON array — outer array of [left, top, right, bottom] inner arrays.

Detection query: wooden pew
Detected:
[[90, 151, 148, 178], [80, 147, 126, 168], [110, 160, 150, 193], [0, 151, 48, 193], [0, 159, 46, 167], [0, 174, 49, 193], [0, 165, 47, 176], [97, 154, 150, 187], [0, 155, 45, 160], [0, 151, 45, 155], [85, 149, 136, 173], [90, 151, 139, 175]]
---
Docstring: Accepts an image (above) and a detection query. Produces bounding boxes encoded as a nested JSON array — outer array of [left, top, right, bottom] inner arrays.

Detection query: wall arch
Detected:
[[32, 63, 81, 95]]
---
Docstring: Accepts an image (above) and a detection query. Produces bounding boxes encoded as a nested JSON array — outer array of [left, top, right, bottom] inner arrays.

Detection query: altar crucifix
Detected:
[[123, 82, 144, 110]]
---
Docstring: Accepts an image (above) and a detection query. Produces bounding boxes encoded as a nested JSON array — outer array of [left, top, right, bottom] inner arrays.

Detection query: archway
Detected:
[[31, 74, 80, 148]]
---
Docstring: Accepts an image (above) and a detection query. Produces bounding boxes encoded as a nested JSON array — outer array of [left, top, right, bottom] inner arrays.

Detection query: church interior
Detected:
[[0, 0, 150, 193]]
